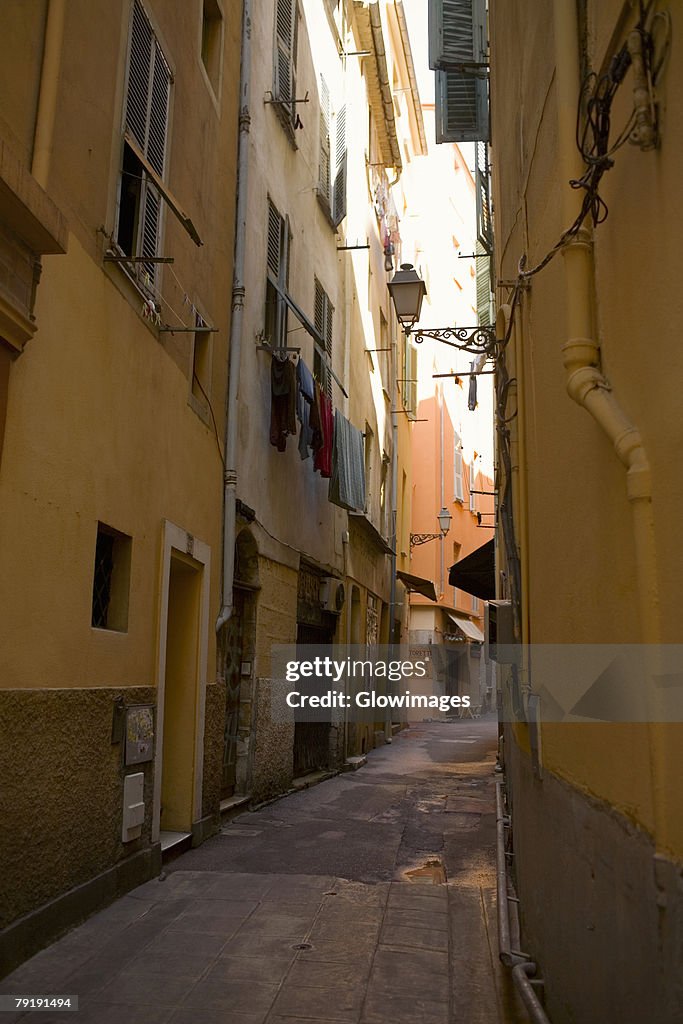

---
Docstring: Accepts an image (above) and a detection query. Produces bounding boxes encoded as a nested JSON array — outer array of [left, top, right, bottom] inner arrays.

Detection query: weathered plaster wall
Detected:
[[0, 686, 156, 929]]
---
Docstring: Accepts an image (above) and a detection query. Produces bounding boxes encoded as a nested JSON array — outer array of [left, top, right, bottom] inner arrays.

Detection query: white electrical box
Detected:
[[122, 772, 145, 843], [484, 600, 515, 663]]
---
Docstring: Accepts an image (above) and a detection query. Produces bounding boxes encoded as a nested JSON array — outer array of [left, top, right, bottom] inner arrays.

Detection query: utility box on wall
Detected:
[[484, 600, 515, 663], [122, 772, 145, 843]]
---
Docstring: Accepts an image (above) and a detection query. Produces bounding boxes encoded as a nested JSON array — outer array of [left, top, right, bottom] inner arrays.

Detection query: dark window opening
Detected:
[[116, 142, 143, 259], [201, 0, 223, 92], [91, 523, 132, 632]]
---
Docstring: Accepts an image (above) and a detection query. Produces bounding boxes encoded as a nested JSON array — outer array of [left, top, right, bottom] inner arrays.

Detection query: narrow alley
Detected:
[[1, 720, 529, 1024]]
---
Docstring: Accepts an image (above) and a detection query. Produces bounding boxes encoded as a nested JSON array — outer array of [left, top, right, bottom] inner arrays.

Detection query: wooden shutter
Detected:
[[431, 0, 489, 143], [123, 2, 171, 278], [454, 439, 464, 501], [319, 76, 331, 203], [275, 0, 297, 110], [429, 0, 487, 70], [332, 104, 347, 226], [314, 279, 333, 396]]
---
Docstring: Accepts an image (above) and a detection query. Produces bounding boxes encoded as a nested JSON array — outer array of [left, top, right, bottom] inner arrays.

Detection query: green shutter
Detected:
[[436, 69, 489, 143]]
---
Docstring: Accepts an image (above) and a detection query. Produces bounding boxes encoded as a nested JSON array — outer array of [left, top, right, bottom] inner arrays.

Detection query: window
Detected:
[[201, 0, 223, 94], [191, 311, 212, 414], [265, 200, 290, 349], [454, 433, 464, 501], [318, 75, 347, 226], [314, 278, 333, 396], [469, 466, 477, 512], [116, 0, 172, 289], [364, 424, 374, 515], [273, 0, 300, 138], [429, 0, 489, 143], [91, 523, 132, 632], [403, 338, 418, 419]]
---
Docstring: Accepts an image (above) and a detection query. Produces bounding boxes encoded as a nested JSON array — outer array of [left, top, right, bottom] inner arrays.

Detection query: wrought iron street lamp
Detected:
[[411, 506, 452, 548], [388, 264, 497, 355]]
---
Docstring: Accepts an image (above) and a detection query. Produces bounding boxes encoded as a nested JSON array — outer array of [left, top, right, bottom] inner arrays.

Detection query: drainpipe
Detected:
[[216, 0, 252, 633], [32, 0, 66, 188], [553, 0, 670, 857]]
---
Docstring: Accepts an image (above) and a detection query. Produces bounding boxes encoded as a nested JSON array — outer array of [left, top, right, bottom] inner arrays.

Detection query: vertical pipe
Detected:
[[216, 0, 252, 632], [32, 0, 66, 189], [439, 381, 445, 596]]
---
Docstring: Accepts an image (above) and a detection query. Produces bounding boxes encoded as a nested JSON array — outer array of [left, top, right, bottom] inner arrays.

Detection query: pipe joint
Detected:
[[626, 460, 653, 502], [562, 337, 600, 373], [224, 469, 237, 487], [564, 364, 607, 406]]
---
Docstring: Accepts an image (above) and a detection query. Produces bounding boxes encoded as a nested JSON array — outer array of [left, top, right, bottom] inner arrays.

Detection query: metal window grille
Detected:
[[92, 529, 115, 628]]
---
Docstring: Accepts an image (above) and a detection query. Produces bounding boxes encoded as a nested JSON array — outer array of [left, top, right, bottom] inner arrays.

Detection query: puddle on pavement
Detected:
[[404, 858, 447, 884]]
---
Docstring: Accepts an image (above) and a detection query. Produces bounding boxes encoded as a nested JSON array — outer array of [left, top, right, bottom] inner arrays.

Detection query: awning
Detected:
[[396, 570, 438, 602], [447, 613, 484, 643], [448, 539, 495, 600]]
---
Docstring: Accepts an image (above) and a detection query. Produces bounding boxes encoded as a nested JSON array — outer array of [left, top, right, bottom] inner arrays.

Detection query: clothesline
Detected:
[[269, 353, 366, 513]]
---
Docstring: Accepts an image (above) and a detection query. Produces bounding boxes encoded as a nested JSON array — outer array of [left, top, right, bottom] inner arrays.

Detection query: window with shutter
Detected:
[[317, 82, 347, 229], [454, 434, 464, 501], [116, 0, 172, 290], [430, 0, 489, 143], [319, 76, 331, 204], [273, 0, 300, 138], [314, 279, 333, 397], [265, 200, 290, 349], [332, 104, 347, 226]]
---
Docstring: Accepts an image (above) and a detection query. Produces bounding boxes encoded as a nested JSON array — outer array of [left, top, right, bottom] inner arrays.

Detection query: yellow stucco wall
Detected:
[[490, 0, 683, 858]]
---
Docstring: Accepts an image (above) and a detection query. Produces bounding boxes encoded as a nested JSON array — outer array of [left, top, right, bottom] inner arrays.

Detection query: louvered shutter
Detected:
[[430, 0, 489, 143], [332, 104, 347, 226], [125, 1, 153, 150], [454, 439, 464, 501], [123, 1, 171, 279], [275, 0, 297, 113], [314, 279, 333, 396], [407, 341, 418, 420], [267, 201, 282, 278], [319, 77, 331, 203], [428, 0, 487, 70]]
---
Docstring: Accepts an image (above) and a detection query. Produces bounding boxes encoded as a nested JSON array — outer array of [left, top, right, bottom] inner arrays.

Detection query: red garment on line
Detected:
[[313, 385, 333, 478]]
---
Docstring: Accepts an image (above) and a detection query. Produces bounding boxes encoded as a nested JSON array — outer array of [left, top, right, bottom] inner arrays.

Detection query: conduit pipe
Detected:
[[216, 0, 252, 632], [553, 0, 674, 860], [32, 0, 66, 188], [496, 781, 551, 1023]]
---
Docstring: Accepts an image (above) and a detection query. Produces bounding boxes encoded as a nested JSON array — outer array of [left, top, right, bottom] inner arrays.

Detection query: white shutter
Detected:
[[454, 437, 464, 501]]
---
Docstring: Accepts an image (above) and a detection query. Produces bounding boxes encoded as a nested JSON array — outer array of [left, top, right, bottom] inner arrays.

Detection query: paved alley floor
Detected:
[[1, 719, 530, 1023]]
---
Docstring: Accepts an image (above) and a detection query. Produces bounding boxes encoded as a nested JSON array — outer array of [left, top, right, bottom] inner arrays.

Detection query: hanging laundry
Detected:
[[468, 352, 486, 411], [270, 354, 297, 452], [296, 358, 315, 460], [328, 409, 366, 512], [313, 384, 334, 478]]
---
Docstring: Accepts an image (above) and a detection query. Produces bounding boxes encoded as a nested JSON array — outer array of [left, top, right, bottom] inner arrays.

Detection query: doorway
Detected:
[[153, 522, 211, 847]]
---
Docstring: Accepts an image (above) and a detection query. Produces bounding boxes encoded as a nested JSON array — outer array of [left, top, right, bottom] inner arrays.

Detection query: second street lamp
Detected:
[[411, 506, 452, 548]]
